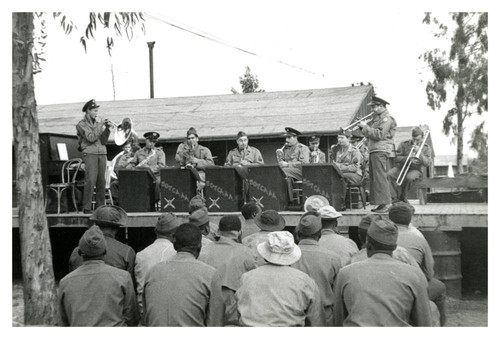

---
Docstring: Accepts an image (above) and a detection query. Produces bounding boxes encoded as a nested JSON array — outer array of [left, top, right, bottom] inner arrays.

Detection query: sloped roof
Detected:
[[434, 154, 469, 167], [37, 86, 373, 142]]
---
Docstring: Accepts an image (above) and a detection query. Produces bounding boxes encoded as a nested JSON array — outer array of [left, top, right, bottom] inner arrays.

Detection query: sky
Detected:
[[23, 1, 491, 158]]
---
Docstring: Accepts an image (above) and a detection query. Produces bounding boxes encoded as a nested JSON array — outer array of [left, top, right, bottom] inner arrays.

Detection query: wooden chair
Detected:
[[45, 158, 82, 214]]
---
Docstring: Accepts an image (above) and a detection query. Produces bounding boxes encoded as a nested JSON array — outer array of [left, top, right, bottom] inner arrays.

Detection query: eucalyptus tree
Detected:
[[12, 12, 145, 325], [420, 12, 487, 174]]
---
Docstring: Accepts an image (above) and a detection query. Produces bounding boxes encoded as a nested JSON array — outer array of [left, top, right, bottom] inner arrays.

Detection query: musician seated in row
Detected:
[[308, 135, 326, 164], [111, 132, 166, 204], [225, 131, 264, 167], [277, 127, 310, 181], [329, 130, 363, 185], [387, 127, 431, 204], [175, 127, 214, 194]]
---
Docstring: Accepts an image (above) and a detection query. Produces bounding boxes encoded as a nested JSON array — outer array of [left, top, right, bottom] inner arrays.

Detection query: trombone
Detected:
[[340, 112, 375, 133], [396, 130, 430, 186]]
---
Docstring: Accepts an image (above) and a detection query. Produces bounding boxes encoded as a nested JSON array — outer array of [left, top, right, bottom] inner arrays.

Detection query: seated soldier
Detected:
[[387, 127, 431, 203], [277, 127, 310, 181], [329, 130, 363, 185], [308, 135, 326, 164], [175, 127, 214, 194]]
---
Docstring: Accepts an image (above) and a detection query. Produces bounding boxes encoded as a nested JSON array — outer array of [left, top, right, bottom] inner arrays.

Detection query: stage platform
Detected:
[[12, 202, 488, 231]]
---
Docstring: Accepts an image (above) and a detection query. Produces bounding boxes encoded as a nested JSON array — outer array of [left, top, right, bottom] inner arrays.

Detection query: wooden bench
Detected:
[[415, 175, 488, 205]]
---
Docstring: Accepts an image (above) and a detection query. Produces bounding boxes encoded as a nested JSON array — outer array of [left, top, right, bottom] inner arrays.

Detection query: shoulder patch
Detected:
[[382, 117, 388, 122]]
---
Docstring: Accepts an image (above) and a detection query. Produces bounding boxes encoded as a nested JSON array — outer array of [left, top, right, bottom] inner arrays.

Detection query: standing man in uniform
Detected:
[[277, 127, 310, 180], [333, 218, 431, 326], [357, 96, 397, 213], [69, 205, 136, 281], [329, 130, 363, 185], [59, 225, 139, 326], [175, 127, 214, 194], [236, 231, 325, 326], [308, 135, 326, 164], [387, 127, 431, 203], [126, 131, 166, 202], [76, 99, 112, 213]]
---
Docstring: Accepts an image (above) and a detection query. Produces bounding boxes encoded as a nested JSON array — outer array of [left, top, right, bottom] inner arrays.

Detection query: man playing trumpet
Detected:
[[308, 136, 326, 164], [76, 99, 112, 213], [387, 127, 431, 203]]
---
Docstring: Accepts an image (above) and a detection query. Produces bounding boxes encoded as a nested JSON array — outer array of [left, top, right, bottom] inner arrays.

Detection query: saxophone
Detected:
[[137, 149, 156, 167]]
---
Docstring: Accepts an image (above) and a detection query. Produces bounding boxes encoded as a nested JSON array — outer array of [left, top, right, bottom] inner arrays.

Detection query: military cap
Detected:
[[79, 225, 107, 257], [144, 131, 160, 141], [304, 195, 329, 213], [254, 210, 285, 231], [156, 213, 179, 234], [367, 96, 390, 106], [367, 218, 398, 246], [412, 126, 424, 137], [297, 214, 322, 236], [359, 215, 375, 231], [89, 205, 128, 228], [189, 207, 209, 227], [189, 195, 206, 213], [283, 127, 301, 137], [187, 127, 198, 137], [308, 135, 320, 144], [82, 99, 100, 112], [257, 231, 301, 266], [236, 131, 247, 140]]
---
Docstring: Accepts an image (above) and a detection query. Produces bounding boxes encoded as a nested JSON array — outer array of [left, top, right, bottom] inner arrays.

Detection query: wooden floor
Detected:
[[12, 201, 488, 231]]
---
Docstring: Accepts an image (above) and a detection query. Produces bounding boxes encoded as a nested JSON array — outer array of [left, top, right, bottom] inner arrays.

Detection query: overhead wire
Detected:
[[144, 12, 326, 78]]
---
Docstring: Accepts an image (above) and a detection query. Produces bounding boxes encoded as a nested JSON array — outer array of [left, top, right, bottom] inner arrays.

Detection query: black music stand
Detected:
[[205, 166, 243, 212], [119, 168, 156, 212], [247, 165, 288, 211], [160, 168, 197, 212], [302, 163, 346, 211]]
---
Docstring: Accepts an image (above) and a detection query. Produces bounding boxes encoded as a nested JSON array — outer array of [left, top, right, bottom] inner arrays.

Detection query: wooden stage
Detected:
[[11, 202, 488, 231]]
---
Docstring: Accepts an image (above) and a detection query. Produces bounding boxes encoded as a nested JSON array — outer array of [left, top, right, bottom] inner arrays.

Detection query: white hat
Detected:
[[257, 231, 301, 266], [303, 195, 329, 212], [318, 205, 342, 219]]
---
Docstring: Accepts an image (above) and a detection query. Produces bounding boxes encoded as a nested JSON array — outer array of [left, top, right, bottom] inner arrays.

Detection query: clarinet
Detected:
[[137, 149, 156, 167]]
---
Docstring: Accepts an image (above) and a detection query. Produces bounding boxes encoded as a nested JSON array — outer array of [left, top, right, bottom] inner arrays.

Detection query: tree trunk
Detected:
[[12, 12, 59, 325], [456, 109, 464, 174]]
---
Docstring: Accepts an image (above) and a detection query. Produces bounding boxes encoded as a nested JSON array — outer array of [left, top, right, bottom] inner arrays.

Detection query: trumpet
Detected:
[[100, 117, 136, 146], [276, 145, 286, 162], [355, 137, 367, 150], [396, 130, 430, 186], [340, 112, 375, 133]]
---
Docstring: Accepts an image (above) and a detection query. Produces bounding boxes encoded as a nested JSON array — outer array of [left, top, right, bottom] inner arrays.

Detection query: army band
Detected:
[[63, 97, 443, 327]]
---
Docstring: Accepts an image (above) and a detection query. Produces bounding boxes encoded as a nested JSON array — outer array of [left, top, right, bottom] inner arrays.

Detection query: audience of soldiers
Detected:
[[59, 197, 444, 327]]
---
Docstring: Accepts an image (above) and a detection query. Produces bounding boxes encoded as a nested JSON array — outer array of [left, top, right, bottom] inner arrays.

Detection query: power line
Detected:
[[144, 12, 326, 78]]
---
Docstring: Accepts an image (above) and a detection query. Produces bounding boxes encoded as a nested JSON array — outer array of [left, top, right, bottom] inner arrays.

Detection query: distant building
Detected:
[[434, 154, 469, 177]]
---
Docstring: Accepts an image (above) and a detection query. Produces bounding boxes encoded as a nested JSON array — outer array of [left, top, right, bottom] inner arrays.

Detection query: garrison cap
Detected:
[[144, 132, 160, 141], [189, 207, 209, 227], [367, 218, 398, 246], [155, 213, 179, 234], [236, 131, 248, 140], [367, 96, 390, 106], [297, 214, 322, 236], [187, 127, 198, 138], [308, 135, 320, 144], [283, 127, 301, 137], [82, 99, 100, 112]]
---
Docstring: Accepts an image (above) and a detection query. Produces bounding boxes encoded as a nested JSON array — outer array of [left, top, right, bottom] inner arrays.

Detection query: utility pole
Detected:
[[147, 41, 155, 98]]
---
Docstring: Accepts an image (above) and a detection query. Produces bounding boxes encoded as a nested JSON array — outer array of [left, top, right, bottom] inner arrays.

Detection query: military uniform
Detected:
[[360, 108, 397, 205], [318, 229, 358, 267], [387, 140, 431, 203], [225, 146, 264, 166], [127, 146, 166, 177], [334, 253, 431, 326], [76, 102, 111, 211], [69, 232, 136, 281], [175, 142, 214, 169], [329, 143, 363, 185], [309, 149, 326, 164], [280, 142, 310, 180]]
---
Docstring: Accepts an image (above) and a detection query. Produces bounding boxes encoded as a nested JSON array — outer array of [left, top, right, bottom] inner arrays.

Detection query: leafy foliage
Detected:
[[233, 66, 265, 93], [420, 12, 487, 173]]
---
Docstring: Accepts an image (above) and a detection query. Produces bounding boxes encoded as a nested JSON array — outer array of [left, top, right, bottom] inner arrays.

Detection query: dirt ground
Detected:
[[12, 281, 487, 327]]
